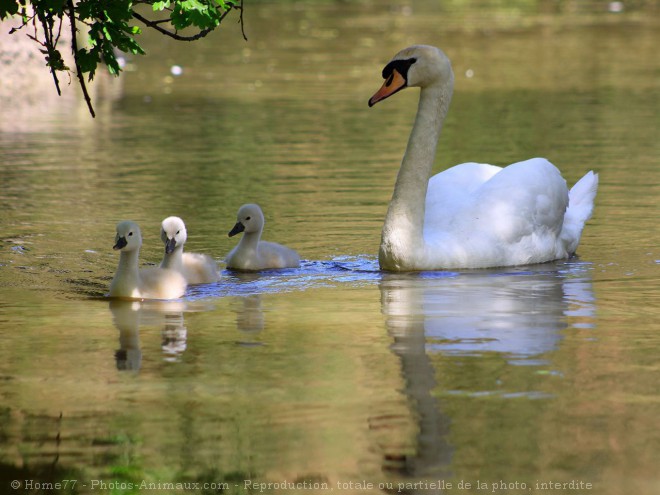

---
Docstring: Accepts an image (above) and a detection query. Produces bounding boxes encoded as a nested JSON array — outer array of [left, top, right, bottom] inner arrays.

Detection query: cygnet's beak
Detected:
[[368, 68, 407, 107], [165, 237, 177, 254], [113, 236, 128, 250], [228, 221, 245, 237]]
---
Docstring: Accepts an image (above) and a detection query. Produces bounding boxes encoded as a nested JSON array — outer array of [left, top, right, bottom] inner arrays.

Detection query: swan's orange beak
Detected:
[[368, 69, 407, 107]]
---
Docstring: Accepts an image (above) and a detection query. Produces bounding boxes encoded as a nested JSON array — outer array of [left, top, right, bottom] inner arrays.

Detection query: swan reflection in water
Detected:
[[222, 271, 271, 342], [379, 261, 595, 483], [109, 299, 192, 370], [233, 294, 265, 336], [109, 292, 266, 370]]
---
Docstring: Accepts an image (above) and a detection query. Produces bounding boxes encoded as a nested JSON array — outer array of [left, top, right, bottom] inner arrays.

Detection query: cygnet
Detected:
[[226, 204, 300, 271], [159, 216, 220, 284], [109, 220, 187, 300]]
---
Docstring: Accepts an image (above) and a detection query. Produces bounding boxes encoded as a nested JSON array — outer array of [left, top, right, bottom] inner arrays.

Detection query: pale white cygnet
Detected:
[[109, 220, 187, 300], [226, 204, 300, 271], [159, 216, 220, 284]]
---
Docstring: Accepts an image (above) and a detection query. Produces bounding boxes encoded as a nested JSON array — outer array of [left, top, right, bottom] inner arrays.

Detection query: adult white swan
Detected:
[[368, 45, 598, 271]]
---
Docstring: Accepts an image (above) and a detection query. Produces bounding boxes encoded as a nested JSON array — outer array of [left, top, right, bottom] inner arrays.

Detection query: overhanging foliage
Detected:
[[1, 0, 246, 117]]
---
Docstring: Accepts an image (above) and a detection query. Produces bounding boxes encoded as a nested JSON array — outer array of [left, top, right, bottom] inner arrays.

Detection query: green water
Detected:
[[0, 2, 659, 494]]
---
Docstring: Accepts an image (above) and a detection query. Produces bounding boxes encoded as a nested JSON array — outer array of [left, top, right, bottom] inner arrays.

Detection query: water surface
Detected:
[[1, 2, 659, 494]]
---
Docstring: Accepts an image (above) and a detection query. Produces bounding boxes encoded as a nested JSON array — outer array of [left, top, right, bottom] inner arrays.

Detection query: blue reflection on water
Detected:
[[185, 256, 382, 300]]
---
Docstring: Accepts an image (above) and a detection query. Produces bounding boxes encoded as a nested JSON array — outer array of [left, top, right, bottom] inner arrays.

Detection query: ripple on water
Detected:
[[185, 256, 382, 300]]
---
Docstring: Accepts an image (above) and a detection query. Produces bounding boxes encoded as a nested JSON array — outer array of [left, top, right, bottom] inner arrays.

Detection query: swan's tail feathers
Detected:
[[568, 171, 599, 222], [562, 170, 599, 255]]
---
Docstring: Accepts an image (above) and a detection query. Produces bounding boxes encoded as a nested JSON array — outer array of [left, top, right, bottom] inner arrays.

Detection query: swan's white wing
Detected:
[[182, 252, 220, 284], [423, 158, 570, 267], [259, 241, 301, 269], [474, 158, 568, 244], [424, 162, 502, 234]]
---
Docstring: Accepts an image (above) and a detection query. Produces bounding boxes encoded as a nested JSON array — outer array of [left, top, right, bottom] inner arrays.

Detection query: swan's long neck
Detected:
[[110, 249, 141, 296], [161, 245, 183, 271], [239, 230, 262, 254], [380, 79, 453, 269]]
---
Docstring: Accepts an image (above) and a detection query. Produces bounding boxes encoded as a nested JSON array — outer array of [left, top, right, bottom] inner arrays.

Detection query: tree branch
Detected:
[[67, 0, 96, 118], [132, 11, 215, 41], [7, 1, 247, 118], [238, 0, 247, 41], [132, 2, 246, 42], [34, 10, 62, 96]]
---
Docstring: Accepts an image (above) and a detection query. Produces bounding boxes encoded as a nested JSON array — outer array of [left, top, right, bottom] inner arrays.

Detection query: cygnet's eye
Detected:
[[176, 230, 180, 235], [246, 216, 251, 221], [128, 232, 133, 237]]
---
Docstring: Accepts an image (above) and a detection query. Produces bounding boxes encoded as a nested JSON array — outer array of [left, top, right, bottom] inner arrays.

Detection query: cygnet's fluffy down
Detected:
[[109, 220, 187, 300], [159, 216, 220, 284], [225, 204, 300, 271]]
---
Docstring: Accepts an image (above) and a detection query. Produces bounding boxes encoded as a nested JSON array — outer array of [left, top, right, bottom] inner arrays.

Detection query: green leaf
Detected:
[[45, 48, 69, 71], [76, 47, 101, 76], [153, 0, 171, 11], [170, 0, 224, 30], [102, 25, 113, 42], [103, 0, 132, 22], [212, 0, 238, 10], [76, 0, 94, 21], [0, 1, 20, 20]]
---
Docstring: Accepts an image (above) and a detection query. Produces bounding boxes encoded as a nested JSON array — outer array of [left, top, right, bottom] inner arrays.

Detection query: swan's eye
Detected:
[[385, 73, 394, 87]]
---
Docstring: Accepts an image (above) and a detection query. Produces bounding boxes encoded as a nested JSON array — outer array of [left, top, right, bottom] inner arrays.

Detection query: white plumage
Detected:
[[369, 45, 598, 271], [159, 216, 220, 284]]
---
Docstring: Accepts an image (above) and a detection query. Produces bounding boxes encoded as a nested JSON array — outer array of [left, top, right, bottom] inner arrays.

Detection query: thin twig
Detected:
[[8, 14, 34, 35], [132, 2, 245, 42], [146, 17, 172, 25], [67, 0, 96, 117], [54, 12, 64, 47], [35, 10, 62, 96], [132, 11, 214, 41], [238, 0, 247, 41]]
